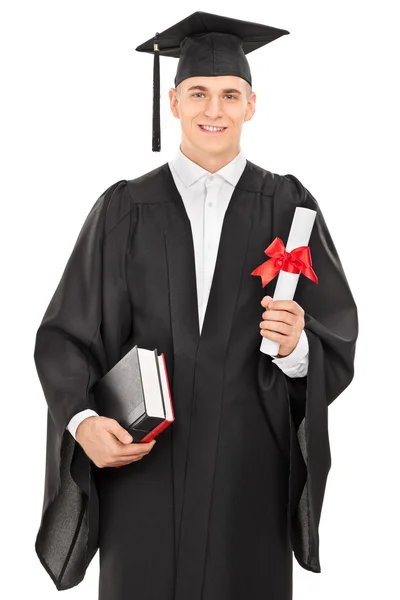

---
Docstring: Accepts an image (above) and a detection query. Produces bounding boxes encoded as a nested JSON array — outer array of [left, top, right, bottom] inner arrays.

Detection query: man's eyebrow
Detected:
[[185, 85, 242, 95]]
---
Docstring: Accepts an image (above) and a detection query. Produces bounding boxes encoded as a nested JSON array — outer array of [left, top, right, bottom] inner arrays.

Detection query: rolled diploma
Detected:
[[260, 206, 317, 356]]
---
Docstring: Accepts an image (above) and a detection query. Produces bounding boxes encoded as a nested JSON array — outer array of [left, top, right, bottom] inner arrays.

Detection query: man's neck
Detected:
[[179, 141, 240, 174]]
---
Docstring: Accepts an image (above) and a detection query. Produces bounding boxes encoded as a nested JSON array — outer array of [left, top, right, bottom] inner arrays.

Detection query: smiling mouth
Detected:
[[198, 124, 227, 133]]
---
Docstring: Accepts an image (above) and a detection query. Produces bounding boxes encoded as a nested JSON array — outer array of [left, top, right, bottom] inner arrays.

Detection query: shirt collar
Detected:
[[170, 145, 247, 188]]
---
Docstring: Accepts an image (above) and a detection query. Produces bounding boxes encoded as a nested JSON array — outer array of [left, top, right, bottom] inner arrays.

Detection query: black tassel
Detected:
[[152, 32, 161, 152]]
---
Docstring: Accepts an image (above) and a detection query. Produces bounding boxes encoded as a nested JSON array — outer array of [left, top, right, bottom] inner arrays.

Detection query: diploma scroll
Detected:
[[256, 207, 318, 356]]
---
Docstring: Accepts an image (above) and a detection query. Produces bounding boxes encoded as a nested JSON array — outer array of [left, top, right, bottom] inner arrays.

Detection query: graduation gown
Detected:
[[33, 159, 358, 599]]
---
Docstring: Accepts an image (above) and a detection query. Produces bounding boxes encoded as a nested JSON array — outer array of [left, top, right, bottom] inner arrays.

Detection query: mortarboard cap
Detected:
[[135, 11, 289, 152]]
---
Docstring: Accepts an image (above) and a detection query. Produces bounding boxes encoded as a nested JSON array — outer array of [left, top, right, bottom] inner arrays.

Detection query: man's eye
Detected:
[[192, 93, 237, 99]]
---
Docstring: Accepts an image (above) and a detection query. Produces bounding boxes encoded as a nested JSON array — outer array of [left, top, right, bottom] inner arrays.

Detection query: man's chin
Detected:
[[193, 137, 230, 153]]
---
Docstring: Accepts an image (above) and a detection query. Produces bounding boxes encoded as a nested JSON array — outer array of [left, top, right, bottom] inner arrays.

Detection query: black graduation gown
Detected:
[[33, 159, 358, 599]]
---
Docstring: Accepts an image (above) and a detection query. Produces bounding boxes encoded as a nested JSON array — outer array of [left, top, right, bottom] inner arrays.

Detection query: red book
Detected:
[[93, 345, 174, 447]]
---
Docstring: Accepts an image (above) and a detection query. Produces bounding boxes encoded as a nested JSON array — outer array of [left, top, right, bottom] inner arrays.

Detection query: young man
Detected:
[[33, 11, 358, 600]]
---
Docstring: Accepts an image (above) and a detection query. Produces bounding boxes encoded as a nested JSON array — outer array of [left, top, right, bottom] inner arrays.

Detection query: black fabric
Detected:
[[33, 161, 358, 598], [135, 10, 289, 150], [257, 173, 358, 570]]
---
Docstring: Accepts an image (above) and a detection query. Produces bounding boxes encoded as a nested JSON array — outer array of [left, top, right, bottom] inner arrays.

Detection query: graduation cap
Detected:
[[135, 11, 290, 152]]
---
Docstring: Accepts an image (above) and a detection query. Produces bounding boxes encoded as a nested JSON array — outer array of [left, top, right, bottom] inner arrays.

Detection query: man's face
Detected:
[[169, 75, 256, 155]]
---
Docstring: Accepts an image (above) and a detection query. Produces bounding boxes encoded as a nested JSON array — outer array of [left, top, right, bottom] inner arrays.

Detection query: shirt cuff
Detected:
[[271, 329, 309, 368], [67, 409, 99, 440]]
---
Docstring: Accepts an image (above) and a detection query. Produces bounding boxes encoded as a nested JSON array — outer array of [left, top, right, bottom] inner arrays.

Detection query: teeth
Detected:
[[200, 125, 225, 131]]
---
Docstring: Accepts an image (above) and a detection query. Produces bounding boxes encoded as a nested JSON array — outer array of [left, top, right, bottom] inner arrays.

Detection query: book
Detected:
[[93, 345, 174, 443]]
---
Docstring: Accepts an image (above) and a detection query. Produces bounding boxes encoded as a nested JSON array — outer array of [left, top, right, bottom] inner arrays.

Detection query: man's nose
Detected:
[[203, 97, 224, 119]]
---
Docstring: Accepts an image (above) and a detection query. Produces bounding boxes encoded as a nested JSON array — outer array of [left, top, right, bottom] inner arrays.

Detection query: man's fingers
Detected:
[[260, 320, 292, 335], [117, 439, 156, 458], [103, 418, 133, 443], [115, 455, 145, 468], [112, 440, 157, 467], [267, 299, 304, 315], [262, 309, 295, 324], [260, 295, 273, 308]]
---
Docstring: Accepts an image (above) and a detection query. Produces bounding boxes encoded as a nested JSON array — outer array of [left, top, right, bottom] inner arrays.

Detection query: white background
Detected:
[[1, 1, 398, 598]]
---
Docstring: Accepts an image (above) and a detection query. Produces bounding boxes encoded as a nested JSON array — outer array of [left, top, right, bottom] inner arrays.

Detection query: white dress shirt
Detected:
[[67, 148, 309, 440]]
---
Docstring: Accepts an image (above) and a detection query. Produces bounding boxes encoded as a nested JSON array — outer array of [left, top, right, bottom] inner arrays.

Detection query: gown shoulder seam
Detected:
[[104, 208, 133, 242]]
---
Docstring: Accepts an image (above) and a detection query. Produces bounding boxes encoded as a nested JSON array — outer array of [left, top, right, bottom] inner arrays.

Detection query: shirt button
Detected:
[[208, 202, 213, 207]]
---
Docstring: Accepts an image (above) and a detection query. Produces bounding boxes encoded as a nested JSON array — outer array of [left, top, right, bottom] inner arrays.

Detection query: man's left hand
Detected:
[[259, 295, 305, 357]]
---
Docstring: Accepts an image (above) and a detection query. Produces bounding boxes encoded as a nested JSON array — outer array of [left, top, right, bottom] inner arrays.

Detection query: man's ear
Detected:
[[244, 92, 256, 123], [169, 88, 180, 119]]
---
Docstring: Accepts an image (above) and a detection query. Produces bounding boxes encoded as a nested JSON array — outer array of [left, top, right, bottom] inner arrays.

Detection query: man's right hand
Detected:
[[75, 416, 156, 468]]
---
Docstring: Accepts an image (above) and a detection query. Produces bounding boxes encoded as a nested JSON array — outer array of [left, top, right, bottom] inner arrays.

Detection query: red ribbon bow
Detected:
[[251, 236, 318, 287]]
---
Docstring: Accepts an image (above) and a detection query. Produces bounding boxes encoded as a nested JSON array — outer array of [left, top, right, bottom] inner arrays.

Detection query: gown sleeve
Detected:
[[259, 173, 359, 573], [33, 179, 133, 590]]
